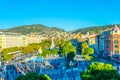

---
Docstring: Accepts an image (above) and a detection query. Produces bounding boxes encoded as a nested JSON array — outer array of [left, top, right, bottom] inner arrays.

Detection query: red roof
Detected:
[[113, 25, 119, 30]]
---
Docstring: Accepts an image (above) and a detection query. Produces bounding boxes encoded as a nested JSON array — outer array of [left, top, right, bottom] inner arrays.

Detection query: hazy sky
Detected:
[[0, 0, 120, 31]]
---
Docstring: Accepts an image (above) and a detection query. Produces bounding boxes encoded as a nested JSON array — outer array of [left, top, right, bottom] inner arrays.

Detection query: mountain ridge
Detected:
[[71, 24, 119, 34], [1, 24, 66, 35], [0, 24, 119, 35]]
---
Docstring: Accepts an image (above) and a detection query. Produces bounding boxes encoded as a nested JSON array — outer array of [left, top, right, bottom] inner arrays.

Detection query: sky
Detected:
[[0, 0, 120, 31]]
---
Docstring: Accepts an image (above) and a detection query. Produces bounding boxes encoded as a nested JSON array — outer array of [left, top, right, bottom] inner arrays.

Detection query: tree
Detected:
[[83, 47, 94, 60], [67, 52, 76, 62], [16, 72, 51, 80], [79, 41, 94, 60], [58, 46, 62, 56], [62, 41, 76, 57], [84, 48, 94, 55], [16, 72, 40, 80], [81, 62, 120, 80], [67, 52, 76, 67], [77, 42, 82, 54], [81, 42, 89, 54], [40, 74, 51, 80]]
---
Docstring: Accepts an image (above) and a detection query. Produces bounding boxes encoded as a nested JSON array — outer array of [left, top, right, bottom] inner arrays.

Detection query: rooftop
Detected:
[[113, 25, 119, 30]]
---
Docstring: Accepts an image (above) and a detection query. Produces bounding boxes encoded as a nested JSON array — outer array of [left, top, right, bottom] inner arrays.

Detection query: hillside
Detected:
[[71, 24, 120, 34], [4, 24, 66, 35], [1, 24, 120, 35]]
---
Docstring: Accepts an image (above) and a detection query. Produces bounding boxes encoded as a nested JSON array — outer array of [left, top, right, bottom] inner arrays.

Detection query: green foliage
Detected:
[[2, 43, 41, 60], [5, 24, 66, 35], [16, 72, 51, 80], [84, 48, 94, 55], [81, 42, 89, 54], [89, 56, 97, 62], [77, 42, 82, 54], [3, 24, 120, 35], [72, 24, 117, 34], [40, 40, 51, 50], [81, 62, 120, 80], [16, 72, 40, 80], [2, 39, 75, 60], [2, 47, 19, 60], [67, 52, 76, 61], [79, 41, 94, 60], [61, 40, 76, 56], [41, 49, 59, 58], [40, 74, 51, 80], [2, 39, 51, 60]]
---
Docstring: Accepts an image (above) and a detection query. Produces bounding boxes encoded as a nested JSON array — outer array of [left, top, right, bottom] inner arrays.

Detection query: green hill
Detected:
[[4, 24, 66, 35], [1, 24, 120, 35], [71, 24, 120, 34]]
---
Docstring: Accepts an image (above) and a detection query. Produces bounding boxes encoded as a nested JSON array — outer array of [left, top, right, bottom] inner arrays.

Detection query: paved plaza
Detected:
[[0, 54, 120, 80], [0, 54, 92, 80]]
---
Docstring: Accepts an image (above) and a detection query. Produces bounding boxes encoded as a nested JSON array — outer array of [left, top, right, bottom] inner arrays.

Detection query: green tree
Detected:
[[67, 52, 76, 67], [16, 72, 51, 80], [84, 48, 94, 55], [79, 41, 94, 60], [81, 62, 120, 80], [83, 47, 94, 60], [16, 72, 40, 80], [40, 74, 51, 80], [67, 52, 76, 62], [81, 42, 89, 54], [62, 41, 76, 57]]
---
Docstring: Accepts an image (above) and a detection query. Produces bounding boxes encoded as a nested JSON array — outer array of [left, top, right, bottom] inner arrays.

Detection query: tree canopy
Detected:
[[16, 72, 51, 80], [78, 41, 94, 60], [81, 62, 120, 80], [61, 40, 76, 57], [67, 52, 76, 61], [2, 39, 76, 60]]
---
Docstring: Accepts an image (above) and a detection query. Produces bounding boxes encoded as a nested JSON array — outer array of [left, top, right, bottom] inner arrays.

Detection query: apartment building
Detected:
[[87, 34, 97, 50], [96, 25, 120, 57], [0, 32, 42, 49], [96, 30, 111, 56], [0, 32, 24, 49], [110, 25, 120, 57], [25, 34, 41, 45]]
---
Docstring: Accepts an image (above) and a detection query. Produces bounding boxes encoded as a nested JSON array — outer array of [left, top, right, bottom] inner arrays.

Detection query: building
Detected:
[[110, 25, 120, 57], [96, 25, 120, 58], [0, 32, 24, 49], [25, 34, 41, 45], [87, 34, 97, 51], [0, 32, 42, 49]]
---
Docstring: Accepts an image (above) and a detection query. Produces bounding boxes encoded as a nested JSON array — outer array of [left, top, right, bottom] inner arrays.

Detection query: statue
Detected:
[[38, 47, 42, 54], [50, 39, 55, 49]]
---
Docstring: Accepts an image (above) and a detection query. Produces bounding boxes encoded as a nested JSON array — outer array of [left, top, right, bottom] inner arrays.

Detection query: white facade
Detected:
[[0, 32, 24, 48]]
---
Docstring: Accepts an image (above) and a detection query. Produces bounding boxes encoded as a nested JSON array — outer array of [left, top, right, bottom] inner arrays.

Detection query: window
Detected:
[[114, 40, 118, 44], [105, 35, 109, 39], [115, 30, 117, 33], [114, 50, 119, 54], [113, 36, 118, 38], [114, 45, 119, 48]]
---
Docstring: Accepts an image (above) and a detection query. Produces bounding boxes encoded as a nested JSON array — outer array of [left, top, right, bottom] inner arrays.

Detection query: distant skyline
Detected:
[[0, 0, 120, 31]]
